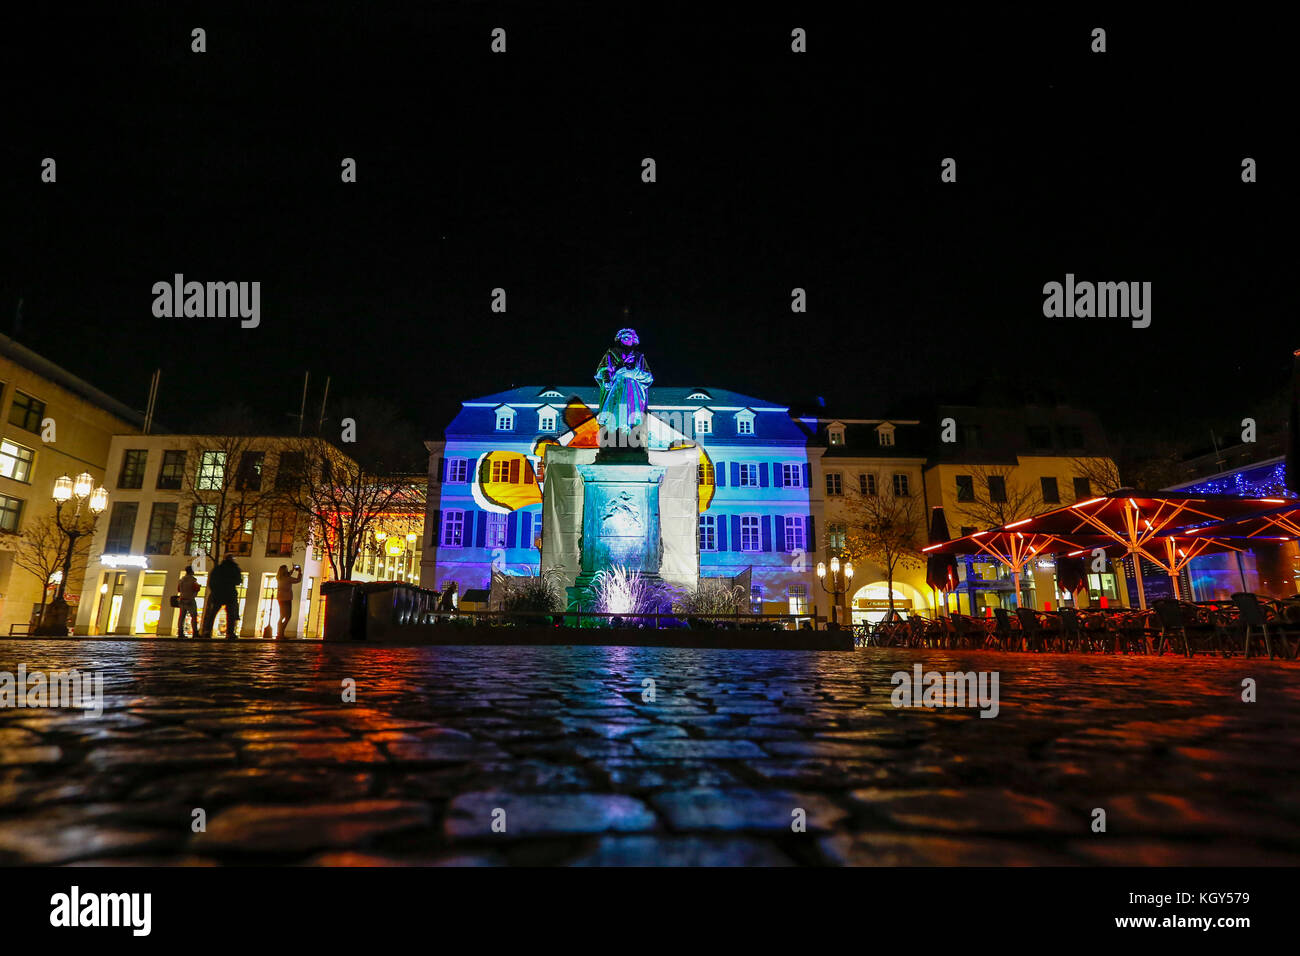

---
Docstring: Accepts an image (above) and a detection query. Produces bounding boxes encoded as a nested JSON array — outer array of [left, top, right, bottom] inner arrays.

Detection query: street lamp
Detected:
[[816, 557, 854, 628], [36, 473, 108, 635]]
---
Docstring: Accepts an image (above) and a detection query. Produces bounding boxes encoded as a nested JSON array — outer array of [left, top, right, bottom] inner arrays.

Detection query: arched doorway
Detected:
[[850, 580, 929, 625]]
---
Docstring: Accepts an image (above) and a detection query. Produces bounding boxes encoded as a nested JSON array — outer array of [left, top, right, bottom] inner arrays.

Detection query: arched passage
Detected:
[[850, 580, 930, 625]]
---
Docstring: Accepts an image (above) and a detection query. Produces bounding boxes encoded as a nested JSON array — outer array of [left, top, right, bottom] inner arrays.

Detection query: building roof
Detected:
[[0, 331, 145, 428]]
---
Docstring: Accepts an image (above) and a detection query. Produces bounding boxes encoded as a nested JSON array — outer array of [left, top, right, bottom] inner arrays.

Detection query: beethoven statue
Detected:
[[594, 327, 653, 435]]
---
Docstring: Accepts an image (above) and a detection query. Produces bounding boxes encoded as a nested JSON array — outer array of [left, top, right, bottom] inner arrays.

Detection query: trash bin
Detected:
[[320, 581, 367, 641]]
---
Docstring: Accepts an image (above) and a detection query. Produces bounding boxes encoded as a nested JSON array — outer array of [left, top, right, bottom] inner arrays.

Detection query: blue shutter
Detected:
[[805, 515, 815, 553], [438, 457, 447, 482], [506, 511, 519, 548], [716, 513, 728, 551], [715, 460, 726, 487], [521, 512, 532, 548], [431, 509, 441, 546], [730, 462, 740, 486], [476, 510, 488, 548], [759, 463, 769, 487], [761, 516, 773, 552], [730, 514, 742, 551], [802, 463, 810, 488]]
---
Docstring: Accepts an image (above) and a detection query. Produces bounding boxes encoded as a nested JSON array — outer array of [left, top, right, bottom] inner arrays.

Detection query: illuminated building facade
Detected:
[[423, 386, 824, 615]]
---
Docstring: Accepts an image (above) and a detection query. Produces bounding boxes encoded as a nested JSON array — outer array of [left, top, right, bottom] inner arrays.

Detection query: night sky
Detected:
[[1, 5, 1289, 448]]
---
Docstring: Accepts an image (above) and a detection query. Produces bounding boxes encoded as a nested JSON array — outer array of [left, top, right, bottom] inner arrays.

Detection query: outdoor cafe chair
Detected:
[[987, 608, 1014, 651], [1057, 607, 1084, 652], [1015, 607, 1046, 652], [1231, 592, 1293, 659], [1152, 599, 1192, 657]]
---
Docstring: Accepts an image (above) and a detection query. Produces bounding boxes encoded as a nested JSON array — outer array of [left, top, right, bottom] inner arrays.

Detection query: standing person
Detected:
[[275, 563, 303, 639], [176, 565, 201, 639], [202, 554, 243, 640]]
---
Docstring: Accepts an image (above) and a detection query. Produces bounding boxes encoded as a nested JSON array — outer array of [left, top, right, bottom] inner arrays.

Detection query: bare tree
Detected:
[[955, 464, 1042, 529], [272, 435, 425, 582], [6, 515, 96, 624], [174, 433, 276, 565], [1068, 456, 1123, 496], [835, 486, 925, 618]]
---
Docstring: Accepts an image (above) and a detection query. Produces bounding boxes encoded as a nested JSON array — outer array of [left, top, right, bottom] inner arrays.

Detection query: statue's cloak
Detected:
[[595, 347, 653, 429]]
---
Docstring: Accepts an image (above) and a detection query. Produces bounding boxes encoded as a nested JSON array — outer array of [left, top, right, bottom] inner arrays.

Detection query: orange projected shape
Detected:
[[564, 398, 596, 431], [565, 414, 603, 448], [477, 451, 542, 511]]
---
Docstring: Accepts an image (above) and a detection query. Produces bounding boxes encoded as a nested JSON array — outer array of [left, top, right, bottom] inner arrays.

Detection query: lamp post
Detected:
[[36, 472, 108, 636], [816, 556, 854, 628]]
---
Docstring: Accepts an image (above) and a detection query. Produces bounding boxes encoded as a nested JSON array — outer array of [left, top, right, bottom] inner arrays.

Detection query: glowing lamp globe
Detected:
[[73, 472, 95, 499], [830, 556, 840, 575], [374, 529, 388, 543], [844, 562, 854, 579], [89, 486, 109, 514], [816, 562, 826, 579], [52, 475, 73, 502]]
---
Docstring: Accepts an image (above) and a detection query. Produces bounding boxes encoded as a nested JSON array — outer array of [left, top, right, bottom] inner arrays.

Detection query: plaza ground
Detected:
[[0, 641, 1297, 865]]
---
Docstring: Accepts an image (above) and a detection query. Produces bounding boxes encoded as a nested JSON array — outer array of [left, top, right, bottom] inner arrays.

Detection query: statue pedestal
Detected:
[[566, 455, 666, 612]]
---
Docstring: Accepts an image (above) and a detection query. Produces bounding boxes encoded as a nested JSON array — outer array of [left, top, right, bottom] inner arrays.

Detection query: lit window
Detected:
[[485, 512, 507, 549], [826, 473, 843, 496], [781, 463, 802, 488], [0, 440, 35, 483], [538, 408, 557, 432], [698, 460, 715, 485], [736, 412, 755, 436], [266, 508, 296, 557], [738, 463, 759, 487], [788, 584, 808, 615], [441, 510, 466, 547], [827, 425, 845, 446], [698, 514, 717, 551], [783, 515, 805, 552], [197, 451, 226, 490], [495, 407, 516, 431], [878, 426, 896, 447], [446, 458, 468, 483], [828, 522, 847, 552], [740, 515, 761, 552], [750, 586, 762, 614], [893, 474, 910, 497], [694, 411, 713, 435], [490, 459, 521, 483], [188, 504, 215, 555]]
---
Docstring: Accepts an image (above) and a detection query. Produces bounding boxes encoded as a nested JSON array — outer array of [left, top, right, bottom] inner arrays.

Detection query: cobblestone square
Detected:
[[1, 640, 1297, 866]]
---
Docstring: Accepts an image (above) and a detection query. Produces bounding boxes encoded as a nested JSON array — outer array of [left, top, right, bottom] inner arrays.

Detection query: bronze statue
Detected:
[[595, 328, 653, 434]]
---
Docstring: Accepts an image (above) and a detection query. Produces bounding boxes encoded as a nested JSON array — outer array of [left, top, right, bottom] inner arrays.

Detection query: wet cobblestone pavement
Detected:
[[1, 640, 1297, 866]]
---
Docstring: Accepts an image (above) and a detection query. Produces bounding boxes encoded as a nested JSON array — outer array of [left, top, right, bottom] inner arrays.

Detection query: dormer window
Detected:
[[693, 409, 713, 436], [876, 423, 896, 447], [538, 406, 558, 432], [687, 389, 711, 400], [538, 387, 564, 398], [736, 410, 755, 436], [495, 406, 516, 431], [827, 422, 845, 446]]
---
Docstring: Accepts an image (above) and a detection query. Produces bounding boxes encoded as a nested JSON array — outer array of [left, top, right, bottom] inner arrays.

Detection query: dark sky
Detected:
[[1, 5, 1289, 447]]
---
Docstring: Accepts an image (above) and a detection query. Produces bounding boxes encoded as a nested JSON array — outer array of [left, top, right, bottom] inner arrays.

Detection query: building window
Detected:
[[228, 509, 255, 555], [893, 474, 910, 497], [188, 504, 216, 555], [266, 508, 296, 557], [699, 514, 717, 551], [1073, 477, 1092, 500], [740, 515, 761, 552], [987, 475, 1007, 503], [157, 449, 186, 489], [1040, 476, 1060, 504], [0, 440, 35, 483], [736, 413, 754, 436], [955, 475, 974, 502], [105, 502, 139, 553], [877, 427, 895, 447], [1027, 425, 1052, 449], [783, 515, 805, 552], [532, 511, 543, 545], [441, 510, 466, 547], [197, 451, 227, 490], [698, 460, 715, 485], [236, 451, 265, 491], [859, 473, 877, 496], [694, 411, 713, 435], [788, 584, 808, 615], [495, 407, 516, 431], [446, 457, 468, 483], [0, 493, 24, 533], [826, 472, 843, 496], [145, 503, 178, 555], [960, 526, 976, 537], [485, 512, 508, 549], [8, 391, 45, 433], [274, 451, 304, 491], [738, 463, 759, 487], [828, 522, 847, 553], [538, 408, 557, 432], [827, 425, 845, 446], [750, 586, 763, 614], [491, 458, 521, 483], [781, 463, 802, 488], [117, 449, 148, 489]]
